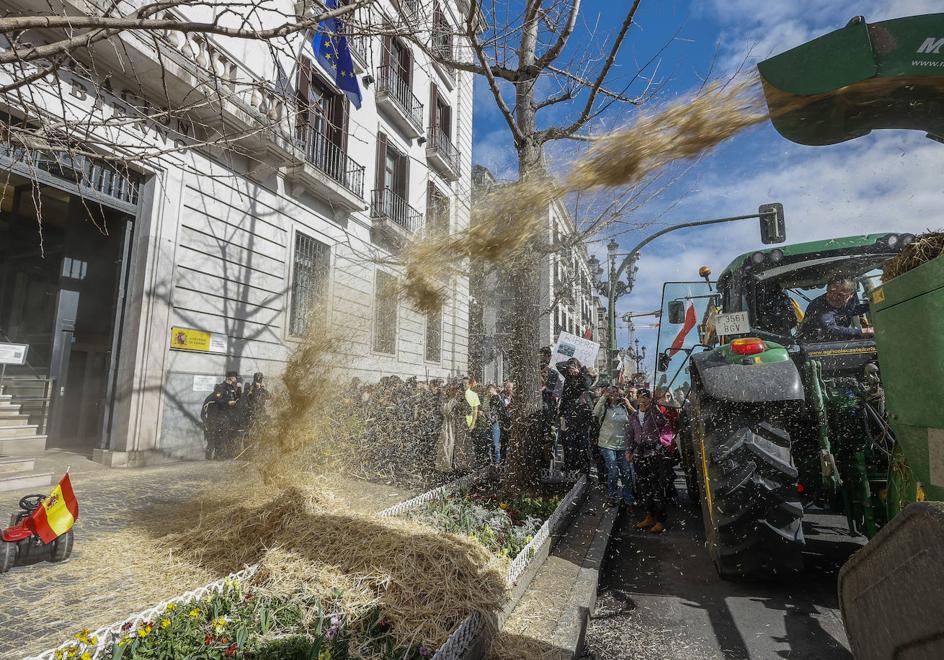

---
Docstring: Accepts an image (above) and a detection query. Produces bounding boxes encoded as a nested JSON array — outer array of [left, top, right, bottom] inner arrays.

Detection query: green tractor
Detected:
[[661, 233, 911, 580], [656, 10, 944, 658]]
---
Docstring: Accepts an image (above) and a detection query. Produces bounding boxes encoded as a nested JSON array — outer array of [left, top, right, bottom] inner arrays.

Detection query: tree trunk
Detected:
[[501, 10, 547, 495]]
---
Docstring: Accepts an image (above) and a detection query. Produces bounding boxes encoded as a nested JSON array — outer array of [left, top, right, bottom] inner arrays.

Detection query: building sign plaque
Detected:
[[0, 342, 29, 365], [169, 327, 229, 354]]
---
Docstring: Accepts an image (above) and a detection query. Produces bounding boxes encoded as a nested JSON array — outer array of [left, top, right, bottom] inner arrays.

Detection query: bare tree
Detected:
[[396, 0, 663, 487]]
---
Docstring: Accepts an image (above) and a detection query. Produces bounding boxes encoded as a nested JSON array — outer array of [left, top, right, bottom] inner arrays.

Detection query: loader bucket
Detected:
[[758, 13, 944, 145]]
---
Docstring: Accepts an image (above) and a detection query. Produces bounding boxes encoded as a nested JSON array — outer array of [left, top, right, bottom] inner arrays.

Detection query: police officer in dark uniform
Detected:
[[201, 370, 242, 460]]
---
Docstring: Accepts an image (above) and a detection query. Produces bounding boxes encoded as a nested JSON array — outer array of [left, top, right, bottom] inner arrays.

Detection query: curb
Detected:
[[550, 496, 619, 659]]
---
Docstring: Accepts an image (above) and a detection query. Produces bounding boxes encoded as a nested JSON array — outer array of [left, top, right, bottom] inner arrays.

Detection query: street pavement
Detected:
[[582, 478, 859, 660], [0, 460, 417, 659]]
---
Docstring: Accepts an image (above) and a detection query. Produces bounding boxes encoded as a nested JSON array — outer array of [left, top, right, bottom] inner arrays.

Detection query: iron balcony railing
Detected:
[[376, 65, 424, 130], [370, 188, 421, 232], [296, 125, 365, 197], [427, 127, 459, 173]]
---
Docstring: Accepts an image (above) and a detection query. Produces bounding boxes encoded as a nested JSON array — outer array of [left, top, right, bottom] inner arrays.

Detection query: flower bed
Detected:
[[406, 482, 562, 561], [46, 578, 433, 660]]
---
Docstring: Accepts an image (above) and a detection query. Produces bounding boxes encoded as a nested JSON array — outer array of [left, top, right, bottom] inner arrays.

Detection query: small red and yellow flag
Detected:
[[31, 473, 79, 544]]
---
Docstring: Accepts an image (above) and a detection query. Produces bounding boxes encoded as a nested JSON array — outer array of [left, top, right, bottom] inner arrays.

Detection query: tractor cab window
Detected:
[[751, 261, 886, 342]]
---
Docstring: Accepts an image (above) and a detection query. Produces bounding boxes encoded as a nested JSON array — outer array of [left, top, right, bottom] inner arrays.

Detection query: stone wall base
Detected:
[[91, 448, 189, 468]]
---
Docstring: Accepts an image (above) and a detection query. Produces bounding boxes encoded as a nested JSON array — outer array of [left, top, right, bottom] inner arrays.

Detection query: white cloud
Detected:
[[700, 0, 944, 72]]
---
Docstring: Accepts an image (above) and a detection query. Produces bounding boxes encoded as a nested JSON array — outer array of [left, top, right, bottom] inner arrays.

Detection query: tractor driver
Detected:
[[799, 277, 873, 342]]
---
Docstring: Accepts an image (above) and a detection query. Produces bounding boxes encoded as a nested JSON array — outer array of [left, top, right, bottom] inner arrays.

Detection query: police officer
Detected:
[[201, 370, 242, 460]]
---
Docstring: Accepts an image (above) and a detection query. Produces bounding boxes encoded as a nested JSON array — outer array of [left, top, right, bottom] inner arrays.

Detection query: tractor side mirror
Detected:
[[759, 203, 786, 244], [667, 300, 686, 324], [657, 352, 670, 372]]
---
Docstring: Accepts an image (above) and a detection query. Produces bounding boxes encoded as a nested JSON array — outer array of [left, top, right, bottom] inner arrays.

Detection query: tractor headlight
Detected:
[[900, 233, 915, 248], [750, 251, 766, 265], [884, 234, 899, 250], [769, 248, 784, 263]]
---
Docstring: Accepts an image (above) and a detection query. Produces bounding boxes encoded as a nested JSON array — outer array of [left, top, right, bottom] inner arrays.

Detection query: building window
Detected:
[[289, 232, 330, 337], [373, 134, 413, 228], [427, 183, 450, 235], [426, 305, 442, 362], [373, 270, 398, 354], [432, 5, 453, 60]]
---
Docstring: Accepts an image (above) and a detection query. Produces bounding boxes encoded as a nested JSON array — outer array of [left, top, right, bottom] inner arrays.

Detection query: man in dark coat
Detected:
[[201, 370, 241, 460], [799, 277, 873, 342], [557, 358, 594, 477], [625, 388, 671, 533]]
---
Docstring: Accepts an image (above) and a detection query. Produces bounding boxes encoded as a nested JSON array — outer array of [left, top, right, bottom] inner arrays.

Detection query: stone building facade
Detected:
[[0, 0, 474, 466]]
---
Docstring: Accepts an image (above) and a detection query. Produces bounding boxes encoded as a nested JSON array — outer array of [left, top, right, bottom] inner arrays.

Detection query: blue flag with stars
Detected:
[[310, 0, 362, 109]]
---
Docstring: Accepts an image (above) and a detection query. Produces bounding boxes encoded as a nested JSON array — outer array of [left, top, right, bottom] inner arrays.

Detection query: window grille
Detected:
[[426, 305, 442, 362], [373, 271, 398, 354], [289, 232, 330, 336]]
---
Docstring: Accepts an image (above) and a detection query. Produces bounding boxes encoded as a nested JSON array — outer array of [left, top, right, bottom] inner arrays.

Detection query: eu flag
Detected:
[[310, 0, 362, 109]]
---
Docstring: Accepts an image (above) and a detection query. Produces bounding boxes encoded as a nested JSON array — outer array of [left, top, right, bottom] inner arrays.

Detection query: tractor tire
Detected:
[[691, 388, 804, 580], [0, 540, 17, 573], [50, 530, 74, 562]]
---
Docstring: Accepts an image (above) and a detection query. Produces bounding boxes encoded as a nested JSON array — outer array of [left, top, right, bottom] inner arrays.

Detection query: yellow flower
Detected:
[[160, 618, 171, 629], [498, 502, 509, 510], [73, 629, 91, 642], [189, 608, 201, 619], [213, 616, 229, 633], [165, 602, 177, 612], [53, 651, 64, 660], [81, 653, 92, 660], [318, 649, 332, 660], [137, 624, 153, 638]]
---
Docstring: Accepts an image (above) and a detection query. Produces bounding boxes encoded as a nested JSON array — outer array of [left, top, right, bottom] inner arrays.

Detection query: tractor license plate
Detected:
[[715, 311, 751, 336]]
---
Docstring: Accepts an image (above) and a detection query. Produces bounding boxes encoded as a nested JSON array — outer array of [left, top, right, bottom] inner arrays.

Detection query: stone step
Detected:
[[0, 424, 38, 438], [0, 415, 29, 427], [0, 457, 35, 474], [0, 435, 47, 455], [0, 407, 24, 417], [0, 471, 54, 493]]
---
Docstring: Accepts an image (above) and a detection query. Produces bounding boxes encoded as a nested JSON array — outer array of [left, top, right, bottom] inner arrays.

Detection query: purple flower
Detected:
[[419, 645, 432, 657]]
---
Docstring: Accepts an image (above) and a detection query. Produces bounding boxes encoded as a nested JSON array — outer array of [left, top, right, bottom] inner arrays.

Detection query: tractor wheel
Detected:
[[691, 388, 804, 580], [50, 530, 74, 562], [0, 540, 17, 573]]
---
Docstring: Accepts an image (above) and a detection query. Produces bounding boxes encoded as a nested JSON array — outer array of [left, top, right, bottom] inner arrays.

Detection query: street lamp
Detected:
[[602, 203, 786, 381]]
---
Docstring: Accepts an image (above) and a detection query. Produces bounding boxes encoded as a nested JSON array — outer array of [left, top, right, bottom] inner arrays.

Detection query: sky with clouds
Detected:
[[470, 0, 943, 377]]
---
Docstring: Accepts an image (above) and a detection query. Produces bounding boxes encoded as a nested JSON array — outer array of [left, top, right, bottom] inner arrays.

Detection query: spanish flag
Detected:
[[31, 473, 79, 544]]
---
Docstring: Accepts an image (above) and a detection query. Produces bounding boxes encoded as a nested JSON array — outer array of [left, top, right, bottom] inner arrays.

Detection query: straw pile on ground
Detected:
[[882, 231, 944, 281]]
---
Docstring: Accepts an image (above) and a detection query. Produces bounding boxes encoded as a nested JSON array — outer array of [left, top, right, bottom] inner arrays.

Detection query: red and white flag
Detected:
[[668, 300, 697, 358], [582, 325, 593, 340]]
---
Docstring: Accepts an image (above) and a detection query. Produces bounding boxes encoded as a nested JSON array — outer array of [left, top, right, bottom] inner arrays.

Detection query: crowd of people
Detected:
[[197, 354, 688, 532]]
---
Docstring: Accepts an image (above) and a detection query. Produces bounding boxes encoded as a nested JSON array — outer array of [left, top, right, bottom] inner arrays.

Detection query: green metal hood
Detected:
[[720, 233, 897, 278], [757, 13, 944, 145]]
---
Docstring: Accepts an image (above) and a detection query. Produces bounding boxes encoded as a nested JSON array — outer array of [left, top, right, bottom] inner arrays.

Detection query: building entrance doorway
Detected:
[[0, 173, 132, 453]]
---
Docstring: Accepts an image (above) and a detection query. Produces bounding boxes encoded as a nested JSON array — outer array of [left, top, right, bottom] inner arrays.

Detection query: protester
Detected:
[[557, 358, 594, 478], [626, 388, 671, 533], [483, 383, 507, 465], [201, 370, 241, 460], [245, 372, 269, 429], [435, 381, 475, 473], [593, 385, 636, 508]]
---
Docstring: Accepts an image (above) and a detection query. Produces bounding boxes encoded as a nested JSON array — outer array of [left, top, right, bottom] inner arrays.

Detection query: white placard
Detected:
[[552, 331, 600, 370], [715, 311, 751, 337], [0, 342, 29, 365], [193, 375, 218, 392], [209, 334, 229, 353]]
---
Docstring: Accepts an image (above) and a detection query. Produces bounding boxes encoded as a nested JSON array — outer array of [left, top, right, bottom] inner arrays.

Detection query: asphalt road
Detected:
[[582, 478, 861, 660]]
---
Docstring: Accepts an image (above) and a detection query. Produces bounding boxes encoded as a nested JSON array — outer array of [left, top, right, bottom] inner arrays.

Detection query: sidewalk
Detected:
[[495, 486, 618, 659], [0, 460, 417, 659]]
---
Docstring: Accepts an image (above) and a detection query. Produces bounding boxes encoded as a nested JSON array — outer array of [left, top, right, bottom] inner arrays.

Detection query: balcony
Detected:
[[431, 33, 457, 89], [280, 126, 366, 212], [426, 128, 460, 181], [376, 65, 425, 138], [370, 188, 422, 241]]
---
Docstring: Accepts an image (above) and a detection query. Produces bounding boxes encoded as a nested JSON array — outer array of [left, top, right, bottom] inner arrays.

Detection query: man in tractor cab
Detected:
[[799, 277, 874, 342]]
